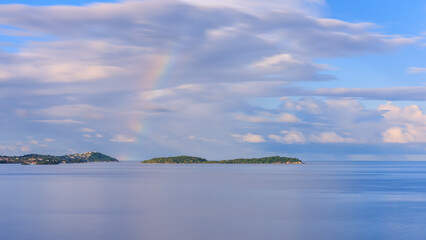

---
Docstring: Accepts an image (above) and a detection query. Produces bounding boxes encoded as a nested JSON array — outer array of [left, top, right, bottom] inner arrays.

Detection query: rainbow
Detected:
[[120, 42, 180, 161], [141, 42, 179, 90]]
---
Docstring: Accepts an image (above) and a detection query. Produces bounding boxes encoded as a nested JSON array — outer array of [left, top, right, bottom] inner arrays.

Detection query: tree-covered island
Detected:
[[142, 156, 302, 164], [0, 152, 118, 165]]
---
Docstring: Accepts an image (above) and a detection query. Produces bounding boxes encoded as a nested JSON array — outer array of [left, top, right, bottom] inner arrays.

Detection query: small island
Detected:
[[141, 156, 302, 164], [0, 152, 118, 165]]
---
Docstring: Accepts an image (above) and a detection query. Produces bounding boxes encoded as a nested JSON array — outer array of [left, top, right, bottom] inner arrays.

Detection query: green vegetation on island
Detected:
[[143, 156, 208, 164], [141, 156, 302, 164], [213, 156, 302, 164], [0, 152, 118, 165], [61, 152, 118, 163]]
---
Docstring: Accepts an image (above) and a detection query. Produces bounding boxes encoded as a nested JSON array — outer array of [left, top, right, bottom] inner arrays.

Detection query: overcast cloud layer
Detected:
[[0, 0, 424, 160]]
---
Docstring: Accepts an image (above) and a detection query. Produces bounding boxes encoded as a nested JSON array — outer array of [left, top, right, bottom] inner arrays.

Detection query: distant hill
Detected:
[[142, 156, 208, 164], [141, 156, 302, 164], [61, 152, 118, 163], [0, 152, 118, 165]]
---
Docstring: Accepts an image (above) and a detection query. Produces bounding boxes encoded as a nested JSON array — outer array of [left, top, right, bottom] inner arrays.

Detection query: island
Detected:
[[141, 155, 302, 164], [0, 151, 118, 165]]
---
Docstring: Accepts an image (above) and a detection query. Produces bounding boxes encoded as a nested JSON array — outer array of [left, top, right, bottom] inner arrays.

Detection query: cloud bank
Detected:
[[0, 0, 423, 160]]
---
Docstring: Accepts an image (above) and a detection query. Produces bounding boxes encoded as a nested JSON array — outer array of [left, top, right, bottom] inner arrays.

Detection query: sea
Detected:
[[1, 161, 426, 240]]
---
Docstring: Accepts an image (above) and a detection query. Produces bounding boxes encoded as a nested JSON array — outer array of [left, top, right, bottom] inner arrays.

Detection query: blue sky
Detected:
[[0, 0, 425, 161], [0, 0, 117, 5]]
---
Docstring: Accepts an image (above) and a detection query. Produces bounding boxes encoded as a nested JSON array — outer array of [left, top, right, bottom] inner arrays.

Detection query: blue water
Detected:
[[1, 161, 426, 240]]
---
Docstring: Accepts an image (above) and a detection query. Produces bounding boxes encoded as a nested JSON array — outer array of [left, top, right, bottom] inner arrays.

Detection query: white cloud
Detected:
[[283, 98, 322, 114], [250, 53, 302, 73], [188, 135, 219, 143], [407, 67, 426, 74], [81, 127, 96, 133], [235, 113, 270, 123], [379, 102, 426, 124], [235, 112, 300, 123], [231, 133, 266, 143], [32, 119, 85, 124], [0, 0, 415, 86], [0, 144, 18, 152], [267, 98, 382, 145], [382, 125, 426, 143], [20, 145, 31, 152], [269, 130, 357, 144], [379, 103, 426, 143], [309, 86, 426, 101], [269, 130, 307, 144], [0, 62, 123, 83], [309, 132, 357, 143], [110, 134, 136, 143], [0, 138, 53, 154], [277, 113, 300, 123], [0, 0, 421, 160]]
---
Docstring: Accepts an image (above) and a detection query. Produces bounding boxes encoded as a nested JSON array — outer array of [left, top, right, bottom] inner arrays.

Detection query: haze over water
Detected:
[[1, 161, 426, 240]]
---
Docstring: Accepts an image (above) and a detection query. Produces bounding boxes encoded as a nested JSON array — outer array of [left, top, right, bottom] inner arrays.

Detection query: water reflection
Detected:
[[1, 162, 426, 240]]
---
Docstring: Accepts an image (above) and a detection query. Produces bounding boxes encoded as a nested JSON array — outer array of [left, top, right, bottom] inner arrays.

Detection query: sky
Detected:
[[0, 0, 425, 161]]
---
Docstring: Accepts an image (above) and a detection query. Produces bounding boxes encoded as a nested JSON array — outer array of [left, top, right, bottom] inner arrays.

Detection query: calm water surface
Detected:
[[1, 161, 426, 240]]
